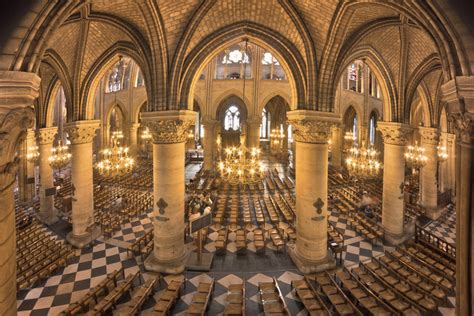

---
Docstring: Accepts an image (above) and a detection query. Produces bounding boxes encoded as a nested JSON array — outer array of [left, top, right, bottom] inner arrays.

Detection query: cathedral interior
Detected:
[[0, 0, 473, 315]]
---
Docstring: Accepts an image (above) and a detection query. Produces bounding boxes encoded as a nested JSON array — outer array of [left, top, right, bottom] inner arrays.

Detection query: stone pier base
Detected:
[[66, 224, 101, 248], [144, 250, 188, 275], [287, 243, 336, 274]]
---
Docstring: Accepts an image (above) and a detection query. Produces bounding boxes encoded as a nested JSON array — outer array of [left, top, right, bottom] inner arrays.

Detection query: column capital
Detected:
[[448, 111, 474, 144], [64, 120, 100, 145], [377, 121, 412, 145], [247, 117, 262, 126], [287, 110, 340, 144], [141, 110, 197, 144], [129, 123, 140, 130], [418, 126, 440, 145], [0, 157, 19, 192], [36, 126, 58, 145]]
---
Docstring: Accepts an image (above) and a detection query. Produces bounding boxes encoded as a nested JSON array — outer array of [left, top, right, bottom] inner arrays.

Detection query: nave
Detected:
[[15, 160, 456, 315]]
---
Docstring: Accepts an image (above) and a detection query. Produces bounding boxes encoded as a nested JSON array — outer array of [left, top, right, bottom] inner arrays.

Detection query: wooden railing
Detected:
[[415, 224, 456, 262]]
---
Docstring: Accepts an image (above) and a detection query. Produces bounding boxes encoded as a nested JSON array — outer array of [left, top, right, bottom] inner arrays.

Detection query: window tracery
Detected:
[[224, 105, 241, 131]]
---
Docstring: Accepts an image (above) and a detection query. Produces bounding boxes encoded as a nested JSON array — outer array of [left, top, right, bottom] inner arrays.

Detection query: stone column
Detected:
[[286, 110, 339, 273], [419, 127, 441, 219], [330, 125, 343, 169], [141, 110, 196, 274], [129, 123, 139, 155], [438, 132, 449, 193], [37, 127, 58, 224], [377, 122, 412, 245], [442, 77, 474, 315], [18, 129, 36, 202], [202, 119, 217, 171], [446, 133, 456, 195], [246, 118, 261, 148], [64, 120, 101, 248], [0, 70, 38, 316]]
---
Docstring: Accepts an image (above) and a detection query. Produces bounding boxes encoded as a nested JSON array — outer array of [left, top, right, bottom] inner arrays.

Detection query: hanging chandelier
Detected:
[[344, 131, 356, 142], [96, 131, 135, 177], [48, 140, 72, 171], [26, 145, 40, 163], [141, 127, 152, 142], [270, 128, 284, 150], [437, 145, 448, 162], [404, 141, 427, 170], [218, 141, 264, 185], [345, 142, 382, 179]]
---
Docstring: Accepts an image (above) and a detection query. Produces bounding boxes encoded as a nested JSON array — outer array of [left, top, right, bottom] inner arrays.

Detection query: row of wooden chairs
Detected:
[[116, 276, 160, 315], [150, 279, 185, 315], [185, 279, 214, 315], [348, 211, 384, 245], [127, 229, 154, 258], [258, 277, 290, 315], [291, 277, 330, 315], [223, 282, 246, 315]]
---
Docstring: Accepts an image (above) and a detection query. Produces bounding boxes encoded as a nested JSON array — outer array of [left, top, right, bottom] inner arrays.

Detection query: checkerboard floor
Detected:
[[16, 163, 455, 315], [425, 210, 456, 246]]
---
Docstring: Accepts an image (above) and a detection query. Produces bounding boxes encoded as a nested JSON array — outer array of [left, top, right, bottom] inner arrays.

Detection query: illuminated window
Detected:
[[260, 108, 271, 138], [224, 105, 241, 131], [261, 52, 286, 80]]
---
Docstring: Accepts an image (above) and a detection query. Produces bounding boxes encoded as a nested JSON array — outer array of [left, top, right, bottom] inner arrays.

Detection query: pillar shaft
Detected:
[[419, 127, 440, 213], [286, 110, 339, 273], [378, 122, 412, 243], [141, 110, 196, 274], [18, 129, 36, 202], [202, 120, 217, 171], [0, 70, 38, 316], [449, 111, 474, 315], [129, 123, 139, 155], [64, 120, 100, 248], [37, 127, 58, 224], [331, 125, 343, 168], [246, 119, 261, 148]]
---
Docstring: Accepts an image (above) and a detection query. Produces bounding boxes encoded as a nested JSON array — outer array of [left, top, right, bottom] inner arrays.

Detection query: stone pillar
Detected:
[[377, 122, 412, 245], [129, 123, 139, 155], [442, 77, 474, 315], [419, 127, 441, 219], [0, 70, 38, 316], [64, 120, 101, 248], [18, 129, 36, 202], [141, 110, 196, 274], [286, 110, 339, 273], [37, 127, 59, 224], [330, 125, 343, 169], [446, 133, 456, 195], [246, 118, 261, 148], [202, 119, 217, 171], [439, 132, 449, 193]]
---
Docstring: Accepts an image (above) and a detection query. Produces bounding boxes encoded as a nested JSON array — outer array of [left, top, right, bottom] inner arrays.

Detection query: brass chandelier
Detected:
[[270, 128, 284, 150], [345, 142, 382, 179], [26, 145, 40, 163], [96, 131, 135, 177], [141, 127, 152, 142], [48, 140, 72, 171], [218, 141, 265, 185], [404, 141, 427, 170]]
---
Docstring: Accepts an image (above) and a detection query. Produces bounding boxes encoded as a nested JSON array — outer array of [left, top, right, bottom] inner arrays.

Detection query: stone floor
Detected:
[[425, 210, 456, 246], [16, 163, 456, 315]]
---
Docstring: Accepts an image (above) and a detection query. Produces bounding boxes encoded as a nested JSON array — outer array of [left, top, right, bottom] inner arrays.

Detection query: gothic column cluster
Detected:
[[141, 110, 196, 274], [64, 120, 101, 248], [0, 71, 39, 316], [286, 110, 339, 273], [17, 129, 36, 202], [129, 123, 140, 155], [377, 122, 412, 245], [330, 124, 343, 169], [246, 117, 261, 149], [37, 127, 58, 224]]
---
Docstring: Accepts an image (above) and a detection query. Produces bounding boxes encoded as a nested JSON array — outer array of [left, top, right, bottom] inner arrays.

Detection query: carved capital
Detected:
[[418, 127, 440, 145], [448, 112, 474, 144], [287, 110, 341, 144], [141, 110, 197, 144], [129, 123, 140, 132], [377, 122, 412, 145], [0, 107, 35, 164], [0, 157, 19, 192], [64, 120, 100, 145], [37, 127, 57, 145]]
